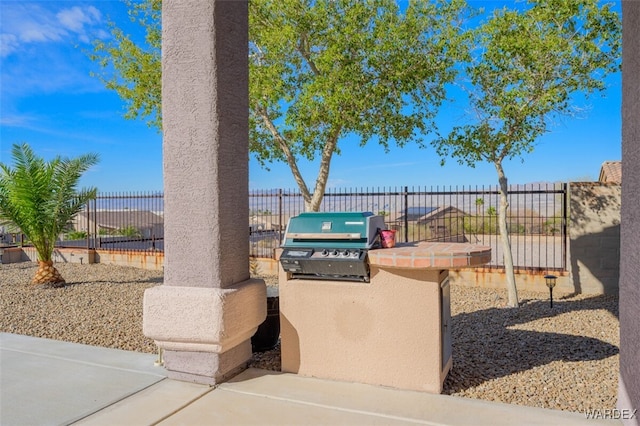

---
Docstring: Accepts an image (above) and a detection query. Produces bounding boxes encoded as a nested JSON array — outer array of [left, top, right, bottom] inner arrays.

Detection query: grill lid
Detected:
[[282, 211, 384, 249]]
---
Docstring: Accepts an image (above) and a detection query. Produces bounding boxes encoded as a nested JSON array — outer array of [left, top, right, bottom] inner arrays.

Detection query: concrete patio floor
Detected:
[[0, 333, 620, 426]]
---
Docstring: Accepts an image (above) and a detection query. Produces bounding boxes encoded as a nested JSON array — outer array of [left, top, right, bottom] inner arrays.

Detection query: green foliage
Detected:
[[66, 230, 88, 240], [464, 215, 498, 235], [97, 226, 141, 237], [543, 217, 562, 235], [431, 0, 620, 307], [90, 0, 468, 211], [250, 0, 468, 209], [0, 143, 99, 262], [116, 226, 142, 238], [90, 0, 161, 130], [433, 0, 621, 167]]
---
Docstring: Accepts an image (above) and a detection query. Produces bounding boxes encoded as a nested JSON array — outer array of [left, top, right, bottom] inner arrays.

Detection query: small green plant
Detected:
[[116, 226, 142, 237], [463, 216, 498, 235], [66, 231, 87, 240], [543, 218, 562, 235]]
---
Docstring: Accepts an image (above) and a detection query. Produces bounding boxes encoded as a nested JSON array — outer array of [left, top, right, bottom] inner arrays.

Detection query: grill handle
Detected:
[[286, 232, 362, 240]]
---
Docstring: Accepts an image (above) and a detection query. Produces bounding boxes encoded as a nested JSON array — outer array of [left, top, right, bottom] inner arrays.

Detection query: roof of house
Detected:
[[599, 161, 622, 184], [77, 210, 163, 229], [391, 207, 437, 222], [416, 206, 469, 224], [392, 206, 469, 223]]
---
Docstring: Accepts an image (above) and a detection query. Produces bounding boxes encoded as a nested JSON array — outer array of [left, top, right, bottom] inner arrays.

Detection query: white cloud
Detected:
[[0, 2, 109, 101], [0, 3, 105, 58], [0, 33, 19, 57], [57, 6, 102, 35], [0, 113, 37, 128]]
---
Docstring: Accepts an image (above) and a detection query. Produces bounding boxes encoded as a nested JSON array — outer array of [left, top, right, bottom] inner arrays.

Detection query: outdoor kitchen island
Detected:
[[279, 240, 491, 394]]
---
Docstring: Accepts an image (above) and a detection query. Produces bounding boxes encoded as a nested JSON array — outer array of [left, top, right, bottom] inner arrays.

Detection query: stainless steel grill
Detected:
[[279, 212, 386, 282]]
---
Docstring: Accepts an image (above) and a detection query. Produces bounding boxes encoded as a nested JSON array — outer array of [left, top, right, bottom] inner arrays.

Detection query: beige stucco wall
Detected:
[[280, 266, 451, 393], [5, 247, 95, 265], [142, 0, 265, 385], [619, 2, 640, 422], [94, 250, 164, 271], [161, 0, 250, 290], [449, 268, 573, 295], [569, 182, 621, 295]]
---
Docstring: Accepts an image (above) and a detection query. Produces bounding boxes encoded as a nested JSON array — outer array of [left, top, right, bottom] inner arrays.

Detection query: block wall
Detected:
[[569, 182, 621, 294]]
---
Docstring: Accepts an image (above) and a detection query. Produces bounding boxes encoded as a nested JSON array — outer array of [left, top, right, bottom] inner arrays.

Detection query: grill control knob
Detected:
[[340, 250, 349, 257], [321, 249, 329, 257], [349, 250, 360, 258], [331, 250, 339, 257]]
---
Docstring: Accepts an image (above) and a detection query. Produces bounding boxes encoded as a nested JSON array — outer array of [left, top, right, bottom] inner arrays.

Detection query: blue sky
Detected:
[[1, 0, 622, 193]]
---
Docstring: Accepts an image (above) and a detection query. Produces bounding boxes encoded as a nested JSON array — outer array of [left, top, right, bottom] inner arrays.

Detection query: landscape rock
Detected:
[[0, 262, 619, 414]]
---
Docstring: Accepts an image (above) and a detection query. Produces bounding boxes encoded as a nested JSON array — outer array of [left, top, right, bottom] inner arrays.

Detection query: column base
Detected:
[[143, 278, 266, 385], [163, 342, 252, 385]]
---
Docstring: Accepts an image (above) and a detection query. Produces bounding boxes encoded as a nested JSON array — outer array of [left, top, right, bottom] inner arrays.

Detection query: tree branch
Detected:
[[297, 33, 321, 76], [256, 106, 312, 203]]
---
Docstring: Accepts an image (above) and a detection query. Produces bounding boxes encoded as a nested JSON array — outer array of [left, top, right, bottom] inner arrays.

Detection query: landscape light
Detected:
[[544, 274, 558, 308]]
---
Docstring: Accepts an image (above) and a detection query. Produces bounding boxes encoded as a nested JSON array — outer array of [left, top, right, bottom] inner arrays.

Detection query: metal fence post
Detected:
[[562, 182, 568, 271], [278, 189, 283, 250], [403, 186, 409, 243], [85, 199, 91, 251]]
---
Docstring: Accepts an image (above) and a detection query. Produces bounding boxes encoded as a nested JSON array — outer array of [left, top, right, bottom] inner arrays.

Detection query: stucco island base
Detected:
[[143, 279, 266, 385], [279, 242, 491, 394]]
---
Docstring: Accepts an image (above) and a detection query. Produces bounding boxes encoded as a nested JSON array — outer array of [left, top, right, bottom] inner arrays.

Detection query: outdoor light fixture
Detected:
[[544, 274, 558, 308]]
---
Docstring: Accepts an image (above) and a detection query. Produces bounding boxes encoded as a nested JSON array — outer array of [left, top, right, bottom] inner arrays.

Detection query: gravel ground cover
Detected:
[[0, 262, 619, 414]]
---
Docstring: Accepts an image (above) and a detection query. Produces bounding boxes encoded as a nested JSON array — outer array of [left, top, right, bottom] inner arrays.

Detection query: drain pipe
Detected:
[[154, 346, 164, 366]]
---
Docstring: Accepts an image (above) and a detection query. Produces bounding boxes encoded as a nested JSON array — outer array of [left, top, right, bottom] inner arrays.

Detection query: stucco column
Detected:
[[619, 2, 640, 425], [143, 0, 266, 385]]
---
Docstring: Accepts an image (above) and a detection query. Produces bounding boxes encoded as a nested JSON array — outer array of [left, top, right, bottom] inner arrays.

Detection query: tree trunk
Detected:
[[257, 107, 341, 213], [32, 260, 65, 287], [494, 160, 519, 307], [305, 128, 341, 212]]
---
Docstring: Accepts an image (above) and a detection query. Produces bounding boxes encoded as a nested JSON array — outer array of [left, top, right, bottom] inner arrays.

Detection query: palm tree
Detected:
[[475, 197, 484, 216], [475, 197, 485, 234], [0, 143, 99, 286]]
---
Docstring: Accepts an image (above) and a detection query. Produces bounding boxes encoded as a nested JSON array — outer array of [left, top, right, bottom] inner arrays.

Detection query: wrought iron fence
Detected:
[[57, 184, 567, 271], [57, 192, 165, 252], [249, 184, 568, 271]]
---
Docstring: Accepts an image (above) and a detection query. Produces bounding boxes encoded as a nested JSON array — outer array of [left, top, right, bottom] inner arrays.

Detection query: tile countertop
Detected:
[[368, 241, 491, 270]]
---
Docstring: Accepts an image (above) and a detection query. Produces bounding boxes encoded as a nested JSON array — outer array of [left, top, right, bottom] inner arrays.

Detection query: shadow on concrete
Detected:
[[443, 294, 619, 394]]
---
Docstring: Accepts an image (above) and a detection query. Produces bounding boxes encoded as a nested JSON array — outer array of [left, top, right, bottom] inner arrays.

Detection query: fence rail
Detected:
[[52, 184, 567, 271]]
